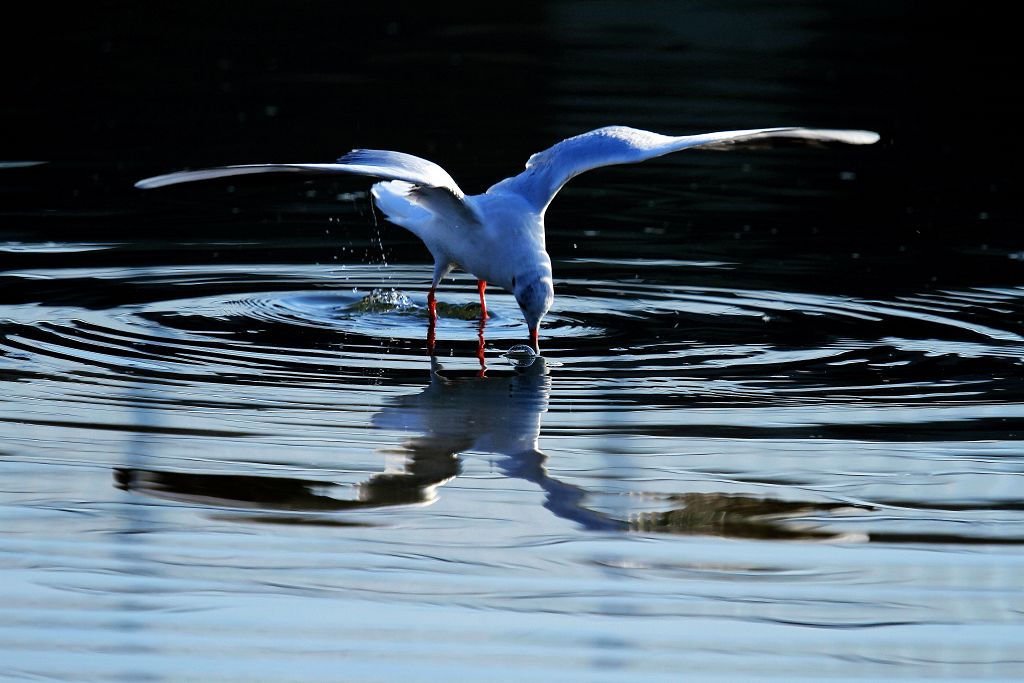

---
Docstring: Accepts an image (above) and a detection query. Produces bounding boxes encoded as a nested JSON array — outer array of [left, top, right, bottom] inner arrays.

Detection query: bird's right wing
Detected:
[[488, 126, 880, 213], [136, 150, 463, 193], [135, 150, 479, 226]]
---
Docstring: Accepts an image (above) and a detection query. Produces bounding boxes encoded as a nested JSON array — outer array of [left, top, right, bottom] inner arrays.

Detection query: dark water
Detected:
[[3, 2, 1024, 681]]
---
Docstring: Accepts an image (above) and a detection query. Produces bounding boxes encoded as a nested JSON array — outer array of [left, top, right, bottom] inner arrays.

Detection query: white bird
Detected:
[[136, 125, 880, 349]]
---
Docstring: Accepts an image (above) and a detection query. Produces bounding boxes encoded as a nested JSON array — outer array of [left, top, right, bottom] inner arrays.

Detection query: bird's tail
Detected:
[[370, 180, 479, 239], [370, 181, 431, 233]]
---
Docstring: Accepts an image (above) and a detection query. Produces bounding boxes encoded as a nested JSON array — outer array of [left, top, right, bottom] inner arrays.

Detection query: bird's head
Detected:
[[513, 273, 554, 343]]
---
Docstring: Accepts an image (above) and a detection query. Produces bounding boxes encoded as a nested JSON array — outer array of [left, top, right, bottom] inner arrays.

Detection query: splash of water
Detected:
[[348, 288, 416, 313]]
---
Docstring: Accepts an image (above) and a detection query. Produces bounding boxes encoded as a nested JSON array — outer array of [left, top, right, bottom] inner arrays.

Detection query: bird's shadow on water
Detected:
[[114, 355, 890, 541]]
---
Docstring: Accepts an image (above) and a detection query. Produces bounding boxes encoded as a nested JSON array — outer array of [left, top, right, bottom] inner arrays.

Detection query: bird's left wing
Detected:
[[488, 126, 880, 213]]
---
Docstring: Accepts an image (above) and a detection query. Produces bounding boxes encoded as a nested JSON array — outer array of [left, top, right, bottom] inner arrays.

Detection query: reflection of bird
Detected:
[[113, 357, 621, 530], [114, 359, 877, 538], [136, 126, 879, 348], [373, 356, 623, 530]]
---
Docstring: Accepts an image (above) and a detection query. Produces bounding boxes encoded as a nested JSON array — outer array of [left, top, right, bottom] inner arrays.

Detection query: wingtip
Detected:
[[134, 175, 173, 190], [823, 129, 881, 145], [781, 128, 882, 146], [850, 130, 882, 145], [0, 161, 48, 169]]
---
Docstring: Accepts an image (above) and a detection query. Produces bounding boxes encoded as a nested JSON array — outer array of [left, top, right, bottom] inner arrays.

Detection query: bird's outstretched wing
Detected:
[[487, 126, 880, 213], [136, 150, 463, 193], [135, 149, 479, 227]]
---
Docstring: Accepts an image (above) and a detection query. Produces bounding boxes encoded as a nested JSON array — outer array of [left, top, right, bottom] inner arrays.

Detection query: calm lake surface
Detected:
[[3, 2, 1023, 681]]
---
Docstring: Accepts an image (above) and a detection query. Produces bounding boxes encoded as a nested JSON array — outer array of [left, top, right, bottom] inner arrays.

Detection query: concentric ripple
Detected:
[[4, 260, 1024, 402]]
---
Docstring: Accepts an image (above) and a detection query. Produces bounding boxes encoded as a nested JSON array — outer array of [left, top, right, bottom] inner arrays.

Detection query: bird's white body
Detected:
[[372, 180, 549, 295], [136, 125, 880, 344]]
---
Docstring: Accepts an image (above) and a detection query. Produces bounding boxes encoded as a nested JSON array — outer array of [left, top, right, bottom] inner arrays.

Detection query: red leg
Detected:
[[477, 280, 489, 320], [476, 318, 487, 377], [426, 286, 437, 355]]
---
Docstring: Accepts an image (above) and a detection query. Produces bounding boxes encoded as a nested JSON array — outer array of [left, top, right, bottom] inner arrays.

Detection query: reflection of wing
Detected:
[[502, 449, 625, 532], [630, 493, 872, 541], [490, 125, 881, 212], [114, 468, 374, 511]]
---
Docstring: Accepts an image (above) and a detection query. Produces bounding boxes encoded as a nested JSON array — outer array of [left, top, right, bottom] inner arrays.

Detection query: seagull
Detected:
[[136, 125, 880, 349]]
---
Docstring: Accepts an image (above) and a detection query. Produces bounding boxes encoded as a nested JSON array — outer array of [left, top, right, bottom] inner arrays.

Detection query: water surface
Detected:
[[3, 2, 1023, 681]]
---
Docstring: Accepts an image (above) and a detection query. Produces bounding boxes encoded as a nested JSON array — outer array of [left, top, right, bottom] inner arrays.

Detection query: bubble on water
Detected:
[[503, 344, 538, 368]]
